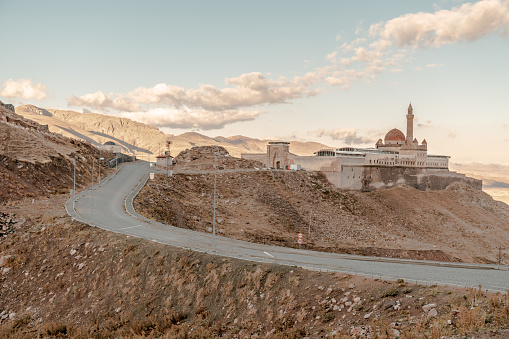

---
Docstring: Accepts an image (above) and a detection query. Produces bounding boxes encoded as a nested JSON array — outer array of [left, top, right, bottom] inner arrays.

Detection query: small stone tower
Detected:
[[267, 141, 290, 169], [406, 103, 414, 143]]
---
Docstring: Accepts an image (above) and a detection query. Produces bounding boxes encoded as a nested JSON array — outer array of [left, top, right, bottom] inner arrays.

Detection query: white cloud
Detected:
[[323, 0, 509, 90], [67, 72, 320, 129], [128, 72, 318, 111], [340, 58, 352, 66], [69, 72, 318, 115], [373, 0, 509, 48], [68, 91, 141, 112], [118, 107, 263, 130], [0, 78, 48, 100], [314, 128, 375, 145], [326, 51, 338, 63]]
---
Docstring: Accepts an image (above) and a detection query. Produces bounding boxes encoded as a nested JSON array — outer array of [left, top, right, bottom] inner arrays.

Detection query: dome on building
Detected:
[[104, 141, 117, 145], [384, 128, 406, 143]]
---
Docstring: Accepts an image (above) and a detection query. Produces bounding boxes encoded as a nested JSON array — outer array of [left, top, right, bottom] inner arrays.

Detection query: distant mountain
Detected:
[[14, 105, 331, 158]]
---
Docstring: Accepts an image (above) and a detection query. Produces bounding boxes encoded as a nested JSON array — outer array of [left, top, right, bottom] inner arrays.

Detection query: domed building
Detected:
[[375, 104, 427, 153], [242, 104, 482, 192]]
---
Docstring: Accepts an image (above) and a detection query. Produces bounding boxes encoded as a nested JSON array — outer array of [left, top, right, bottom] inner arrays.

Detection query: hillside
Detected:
[[0, 103, 108, 203], [1, 195, 508, 338], [14, 105, 330, 158], [135, 147, 509, 265]]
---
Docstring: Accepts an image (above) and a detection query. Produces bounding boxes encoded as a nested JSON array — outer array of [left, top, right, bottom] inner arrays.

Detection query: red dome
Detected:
[[384, 128, 406, 142]]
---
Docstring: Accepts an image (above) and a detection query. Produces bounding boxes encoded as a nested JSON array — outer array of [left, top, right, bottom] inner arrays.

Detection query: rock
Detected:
[[364, 312, 372, 319], [207, 227, 213, 233], [384, 300, 397, 310], [391, 329, 400, 337], [345, 301, 352, 306], [428, 308, 438, 317], [353, 297, 361, 303], [0, 255, 11, 267], [422, 303, 437, 312], [349, 283, 355, 289]]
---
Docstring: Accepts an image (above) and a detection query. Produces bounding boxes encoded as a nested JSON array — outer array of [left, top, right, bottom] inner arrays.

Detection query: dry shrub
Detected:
[[457, 306, 484, 334], [129, 313, 185, 336], [43, 322, 68, 336], [265, 272, 281, 289]]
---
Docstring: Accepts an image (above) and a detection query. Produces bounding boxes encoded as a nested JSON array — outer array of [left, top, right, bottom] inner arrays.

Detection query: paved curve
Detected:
[[66, 162, 509, 293]]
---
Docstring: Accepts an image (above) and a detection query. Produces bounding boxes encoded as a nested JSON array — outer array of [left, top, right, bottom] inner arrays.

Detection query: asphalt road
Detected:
[[66, 162, 509, 293]]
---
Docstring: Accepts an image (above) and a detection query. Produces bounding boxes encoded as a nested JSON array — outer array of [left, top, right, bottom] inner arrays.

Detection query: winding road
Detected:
[[66, 162, 509, 293]]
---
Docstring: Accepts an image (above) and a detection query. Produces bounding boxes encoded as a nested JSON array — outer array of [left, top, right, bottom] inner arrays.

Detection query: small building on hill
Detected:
[[99, 141, 122, 153], [156, 154, 172, 167], [242, 104, 482, 191]]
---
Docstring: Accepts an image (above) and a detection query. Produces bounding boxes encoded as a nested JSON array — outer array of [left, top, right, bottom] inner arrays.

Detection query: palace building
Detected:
[[242, 104, 481, 191]]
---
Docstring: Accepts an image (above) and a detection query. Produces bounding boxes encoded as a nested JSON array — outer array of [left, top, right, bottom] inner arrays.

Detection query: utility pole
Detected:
[[73, 157, 76, 208], [496, 247, 505, 265], [309, 209, 312, 240], [212, 153, 229, 252], [213, 157, 217, 252]]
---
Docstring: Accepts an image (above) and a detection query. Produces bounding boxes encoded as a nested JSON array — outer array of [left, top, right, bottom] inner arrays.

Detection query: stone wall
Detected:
[[241, 153, 266, 165], [359, 166, 482, 192]]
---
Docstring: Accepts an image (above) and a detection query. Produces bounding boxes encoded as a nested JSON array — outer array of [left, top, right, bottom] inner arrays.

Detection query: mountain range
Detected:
[[14, 105, 329, 159], [13, 104, 509, 204]]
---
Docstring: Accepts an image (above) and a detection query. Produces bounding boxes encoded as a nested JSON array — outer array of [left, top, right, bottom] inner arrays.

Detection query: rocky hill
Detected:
[[1, 195, 508, 338], [136, 147, 509, 265], [14, 105, 330, 159], [0, 102, 108, 203]]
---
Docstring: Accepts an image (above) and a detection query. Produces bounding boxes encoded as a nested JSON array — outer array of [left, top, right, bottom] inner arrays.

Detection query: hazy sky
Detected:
[[1, 0, 508, 165]]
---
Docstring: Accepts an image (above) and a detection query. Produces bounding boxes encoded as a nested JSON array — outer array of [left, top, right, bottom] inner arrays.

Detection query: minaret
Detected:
[[406, 103, 414, 143]]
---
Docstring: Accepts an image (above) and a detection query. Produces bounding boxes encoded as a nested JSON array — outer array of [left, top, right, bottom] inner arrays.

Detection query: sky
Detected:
[[1, 0, 508, 165]]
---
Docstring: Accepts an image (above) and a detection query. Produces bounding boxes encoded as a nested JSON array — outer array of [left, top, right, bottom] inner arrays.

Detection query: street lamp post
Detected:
[[98, 157, 104, 185]]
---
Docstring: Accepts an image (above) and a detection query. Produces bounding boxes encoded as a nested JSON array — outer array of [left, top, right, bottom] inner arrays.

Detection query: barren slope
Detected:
[[135, 147, 509, 264], [0, 104, 109, 203], [1, 196, 508, 338]]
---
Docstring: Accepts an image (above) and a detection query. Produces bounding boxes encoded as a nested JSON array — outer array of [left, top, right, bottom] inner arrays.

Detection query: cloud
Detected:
[[118, 107, 262, 130], [0, 78, 48, 100], [68, 91, 141, 112], [324, 0, 509, 89], [417, 120, 433, 128], [68, 72, 318, 115], [326, 51, 338, 63], [129, 72, 318, 111], [314, 128, 376, 145], [373, 0, 509, 48]]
